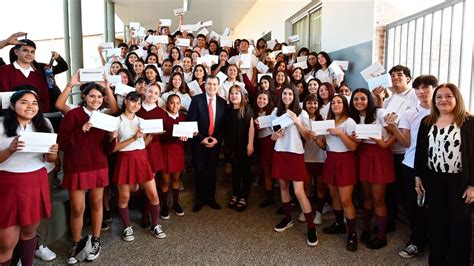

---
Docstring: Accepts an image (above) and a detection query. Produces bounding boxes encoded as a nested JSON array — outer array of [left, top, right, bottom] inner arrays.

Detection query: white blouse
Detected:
[[272, 109, 310, 154], [117, 114, 146, 151], [325, 118, 356, 152]]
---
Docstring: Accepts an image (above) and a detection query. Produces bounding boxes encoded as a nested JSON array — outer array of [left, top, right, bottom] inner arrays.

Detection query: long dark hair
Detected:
[[302, 94, 323, 121], [192, 64, 208, 83], [276, 85, 302, 116], [3, 85, 52, 137], [166, 72, 189, 94], [117, 68, 135, 87], [327, 94, 350, 122], [317, 82, 335, 106], [120, 91, 143, 114], [144, 64, 162, 84], [315, 51, 332, 71], [124, 52, 139, 75], [349, 88, 376, 124], [254, 90, 275, 118]]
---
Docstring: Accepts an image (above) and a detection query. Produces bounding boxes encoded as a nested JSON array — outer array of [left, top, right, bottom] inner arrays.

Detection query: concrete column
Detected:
[[106, 0, 115, 43], [104, 0, 108, 42], [124, 25, 130, 43], [63, 0, 71, 80], [70, 0, 83, 73]]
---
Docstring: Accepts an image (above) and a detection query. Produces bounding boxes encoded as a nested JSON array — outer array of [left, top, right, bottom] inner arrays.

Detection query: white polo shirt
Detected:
[[399, 104, 431, 168]]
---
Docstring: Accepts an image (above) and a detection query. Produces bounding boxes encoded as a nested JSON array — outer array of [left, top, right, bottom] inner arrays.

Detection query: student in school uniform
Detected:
[[254, 90, 276, 208], [316, 82, 335, 120], [144, 64, 162, 86], [159, 94, 189, 219], [58, 83, 113, 264], [270, 70, 289, 106], [271, 85, 318, 247], [113, 92, 166, 242], [348, 88, 396, 249], [228, 39, 259, 85], [225, 85, 255, 212], [218, 64, 246, 102], [182, 56, 194, 83], [314, 51, 343, 88], [210, 50, 229, 76], [0, 87, 58, 266], [312, 94, 358, 251], [161, 72, 192, 111], [307, 78, 321, 97]]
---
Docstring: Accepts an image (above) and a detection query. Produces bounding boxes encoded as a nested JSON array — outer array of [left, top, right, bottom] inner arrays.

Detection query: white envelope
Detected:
[[107, 75, 122, 85], [258, 73, 272, 83], [140, 119, 164, 134], [220, 36, 232, 47], [256, 61, 269, 73], [180, 25, 194, 32], [156, 82, 167, 93], [187, 80, 202, 95], [367, 73, 393, 90], [193, 21, 203, 32], [288, 34, 300, 43], [159, 19, 172, 27], [222, 27, 230, 36], [360, 62, 385, 81], [174, 8, 185, 16], [176, 38, 190, 47], [154, 35, 169, 44], [355, 124, 382, 140], [293, 61, 308, 69], [271, 50, 282, 58], [132, 48, 143, 57], [0, 91, 15, 109], [329, 61, 344, 80], [282, 45, 296, 54], [89, 111, 119, 132], [311, 120, 336, 135], [266, 40, 277, 50], [216, 72, 228, 85], [179, 121, 198, 132], [297, 56, 308, 63], [206, 55, 219, 65], [114, 83, 135, 96], [172, 124, 193, 138], [100, 42, 114, 50], [129, 22, 140, 31], [18, 132, 57, 153], [106, 48, 121, 57], [385, 95, 408, 118], [257, 115, 272, 129], [240, 54, 251, 69], [210, 31, 220, 41], [198, 28, 209, 36], [271, 113, 294, 130], [79, 69, 104, 82], [333, 60, 349, 70], [202, 20, 213, 27], [305, 75, 315, 83], [136, 27, 146, 37]]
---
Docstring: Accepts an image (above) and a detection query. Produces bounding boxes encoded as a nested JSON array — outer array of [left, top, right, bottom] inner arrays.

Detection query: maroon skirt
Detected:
[[259, 136, 275, 168], [146, 141, 164, 173], [62, 168, 109, 190], [323, 151, 356, 187], [114, 150, 154, 185], [306, 162, 323, 177], [272, 152, 307, 181], [162, 142, 185, 174], [358, 143, 395, 184], [0, 168, 51, 228]]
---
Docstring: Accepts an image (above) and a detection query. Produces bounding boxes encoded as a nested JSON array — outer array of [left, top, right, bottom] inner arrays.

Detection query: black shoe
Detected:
[[307, 228, 318, 247], [366, 237, 387, 249], [228, 196, 238, 209], [360, 230, 371, 245], [192, 202, 204, 212], [208, 201, 221, 210], [101, 221, 110, 231], [346, 233, 358, 252], [236, 198, 247, 212], [160, 206, 170, 220], [322, 222, 347, 234], [140, 213, 151, 229], [86, 238, 101, 261], [259, 198, 274, 208], [276, 206, 284, 215], [104, 209, 112, 222], [173, 203, 184, 216], [274, 217, 294, 232], [67, 243, 78, 265]]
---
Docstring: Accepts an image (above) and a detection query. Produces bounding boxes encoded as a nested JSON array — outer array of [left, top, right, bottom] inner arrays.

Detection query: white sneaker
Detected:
[[35, 245, 57, 261], [298, 212, 306, 222], [122, 226, 135, 242], [322, 203, 333, 214], [153, 224, 167, 239], [313, 211, 322, 225]]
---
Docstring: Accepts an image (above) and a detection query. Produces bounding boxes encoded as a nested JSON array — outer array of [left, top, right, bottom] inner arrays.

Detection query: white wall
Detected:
[[232, 0, 311, 42], [320, 0, 375, 53]]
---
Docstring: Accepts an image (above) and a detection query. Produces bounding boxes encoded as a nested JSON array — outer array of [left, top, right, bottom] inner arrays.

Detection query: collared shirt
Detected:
[[167, 111, 179, 120], [83, 106, 93, 117], [206, 93, 217, 126], [142, 102, 158, 112], [13, 61, 34, 78]]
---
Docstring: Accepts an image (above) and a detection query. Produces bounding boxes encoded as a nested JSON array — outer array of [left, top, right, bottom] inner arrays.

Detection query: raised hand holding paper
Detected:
[[220, 36, 232, 47], [360, 62, 385, 81], [79, 69, 104, 82], [216, 72, 228, 85], [256, 61, 269, 73], [107, 75, 122, 86], [90, 111, 120, 132], [293, 61, 308, 69], [18, 132, 57, 153], [159, 19, 172, 27], [367, 73, 392, 90], [282, 46, 296, 54], [288, 35, 300, 43], [328, 62, 344, 80], [176, 38, 191, 47], [333, 60, 349, 70], [311, 120, 335, 135], [114, 83, 135, 96]]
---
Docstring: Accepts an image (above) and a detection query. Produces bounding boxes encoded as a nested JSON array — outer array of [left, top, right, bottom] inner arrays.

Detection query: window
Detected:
[[291, 5, 322, 52]]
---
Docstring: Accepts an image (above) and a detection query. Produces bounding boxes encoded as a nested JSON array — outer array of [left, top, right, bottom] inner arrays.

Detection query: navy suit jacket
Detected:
[[188, 93, 227, 145]]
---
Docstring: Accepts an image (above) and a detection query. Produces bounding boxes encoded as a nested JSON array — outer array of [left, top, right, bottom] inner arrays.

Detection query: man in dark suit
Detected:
[[188, 75, 227, 212]]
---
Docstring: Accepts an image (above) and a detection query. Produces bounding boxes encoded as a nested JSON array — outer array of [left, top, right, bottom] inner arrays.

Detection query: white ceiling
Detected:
[[113, 0, 257, 35]]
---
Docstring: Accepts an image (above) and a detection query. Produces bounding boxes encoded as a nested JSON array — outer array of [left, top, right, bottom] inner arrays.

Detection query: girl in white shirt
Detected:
[[312, 94, 358, 251], [271, 86, 317, 247], [182, 56, 194, 83], [317, 82, 335, 120], [112, 92, 166, 242], [218, 64, 246, 102], [314, 51, 343, 87], [161, 72, 191, 111], [0, 88, 58, 266]]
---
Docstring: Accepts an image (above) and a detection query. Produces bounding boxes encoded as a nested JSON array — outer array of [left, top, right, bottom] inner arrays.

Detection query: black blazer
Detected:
[[415, 115, 474, 189], [188, 93, 227, 144]]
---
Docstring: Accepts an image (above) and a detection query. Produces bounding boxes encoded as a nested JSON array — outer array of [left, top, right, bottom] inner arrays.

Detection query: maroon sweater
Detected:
[[58, 107, 112, 173], [0, 64, 50, 112], [136, 106, 166, 144], [162, 112, 187, 144]]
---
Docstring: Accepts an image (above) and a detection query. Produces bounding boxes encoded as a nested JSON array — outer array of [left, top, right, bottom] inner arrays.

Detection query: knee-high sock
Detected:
[[150, 204, 160, 226], [18, 237, 37, 266], [118, 207, 131, 228]]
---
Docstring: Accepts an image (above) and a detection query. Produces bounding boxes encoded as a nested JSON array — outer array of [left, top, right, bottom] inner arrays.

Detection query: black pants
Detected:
[[386, 153, 404, 227], [402, 165, 427, 248], [426, 171, 471, 266], [192, 143, 220, 203], [231, 156, 252, 200]]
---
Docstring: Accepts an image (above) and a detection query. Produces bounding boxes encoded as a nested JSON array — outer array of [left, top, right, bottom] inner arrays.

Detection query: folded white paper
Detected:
[[154, 35, 169, 44], [355, 124, 382, 139], [176, 38, 190, 47], [288, 34, 300, 43], [328, 62, 344, 80], [360, 62, 385, 81], [106, 48, 121, 57], [132, 48, 143, 57], [385, 95, 408, 118], [296, 56, 308, 63], [156, 82, 167, 93], [18, 132, 57, 153], [172, 123, 195, 138], [271, 113, 294, 130], [240, 54, 251, 69], [367, 73, 393, 90], [140, 119, 164, 134], [282, 46, 296, 54], [266, 40, 277, 50], [202, 20, 213, 27], [107, 75, 122, 86], [293, 61, 308, 69], [187, 80, 202, 95], [114, 83, 135, 96], [180, 25, 194, 32], [192, 21, 202, 32], [0, 91, 15, 109], [90, 111, 119, 132], [100, 42, 114, 50], [174, 8, 185, 16], [178, 121, 198, 132], [256, 61, 269, 73], [258, 73, 272, 83], [305, 75, 315, 83], [198, 28, 209, 36], [79, 69, 104, 82], [222, 27, 230, 36], [257, 115, 272, 129], [210, 31, 220, 41], [311, 120, 336, 135], [159, 19, 172, 27], [216, 72, 228, 85], [129, 22, 140, 31], [220, 36, 232, 47], [271, 50, 282, 58], [136, 27, 146, 37], [333, 60, 349, 71]]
